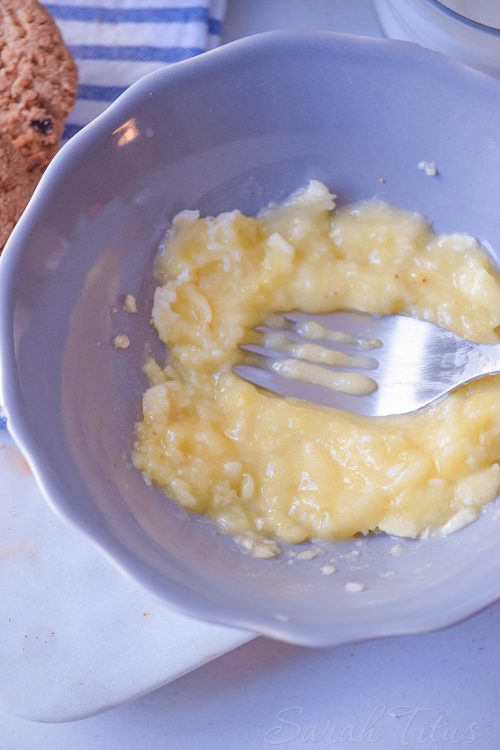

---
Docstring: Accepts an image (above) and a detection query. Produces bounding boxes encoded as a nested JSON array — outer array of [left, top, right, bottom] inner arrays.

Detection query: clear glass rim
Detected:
[[423, 0, 500, 36]]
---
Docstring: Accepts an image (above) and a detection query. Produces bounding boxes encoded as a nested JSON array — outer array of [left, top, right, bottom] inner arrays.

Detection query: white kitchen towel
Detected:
[[42, 0, 227, 140], [0, 0, 226, 430]]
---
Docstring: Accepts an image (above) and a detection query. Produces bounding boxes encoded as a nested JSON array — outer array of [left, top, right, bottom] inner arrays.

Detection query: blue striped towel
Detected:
[[0, 0, 225, 429], [41, 0, 226, 141]]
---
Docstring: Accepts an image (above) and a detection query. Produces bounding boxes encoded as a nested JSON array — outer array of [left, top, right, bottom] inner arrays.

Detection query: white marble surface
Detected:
[[1, 0, 498, 746], [0, 429, 251, 723], [1, 599, 500, 746]]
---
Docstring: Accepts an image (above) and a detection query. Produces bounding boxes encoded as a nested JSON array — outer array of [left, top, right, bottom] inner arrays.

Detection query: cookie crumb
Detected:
[[113, 334, 130, 349], [124, 294, 137, 313]]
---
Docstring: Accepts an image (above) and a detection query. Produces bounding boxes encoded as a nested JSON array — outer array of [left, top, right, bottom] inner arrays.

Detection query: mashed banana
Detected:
[[133, 181, 500, 550]]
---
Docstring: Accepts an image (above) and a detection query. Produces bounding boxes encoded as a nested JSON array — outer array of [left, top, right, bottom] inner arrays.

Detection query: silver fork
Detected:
[[233, 311, 500, 417]]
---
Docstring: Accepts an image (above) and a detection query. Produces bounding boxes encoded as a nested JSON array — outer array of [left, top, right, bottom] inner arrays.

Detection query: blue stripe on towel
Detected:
[[208, 18, 221, 35], [78, 84, 127, 101], [63, 123, 84, 140], [69, 44, 204, 62], [45, 5, 209, 24]]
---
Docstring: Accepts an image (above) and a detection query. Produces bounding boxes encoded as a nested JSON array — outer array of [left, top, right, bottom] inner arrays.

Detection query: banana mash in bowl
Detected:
[[134, 180, 500, 556]]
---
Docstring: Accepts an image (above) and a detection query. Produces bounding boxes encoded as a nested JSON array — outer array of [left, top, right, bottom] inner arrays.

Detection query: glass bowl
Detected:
[[375, 0, 500, 78]]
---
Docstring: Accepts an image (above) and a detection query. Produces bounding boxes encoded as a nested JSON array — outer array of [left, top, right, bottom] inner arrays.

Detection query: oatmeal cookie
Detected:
[[0, 136, 36, 249], [0, 0, 78, 178]]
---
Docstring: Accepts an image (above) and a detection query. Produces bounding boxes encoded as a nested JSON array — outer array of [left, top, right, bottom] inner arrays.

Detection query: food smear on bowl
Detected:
[[132, 181, 500, 555], [417, 160, 438, 176], [113, 334, 130, 350], [124, 294, 137, 313]]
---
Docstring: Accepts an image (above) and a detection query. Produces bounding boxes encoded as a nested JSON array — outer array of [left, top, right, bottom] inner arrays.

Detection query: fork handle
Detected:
[[462, 343, 500, 383]]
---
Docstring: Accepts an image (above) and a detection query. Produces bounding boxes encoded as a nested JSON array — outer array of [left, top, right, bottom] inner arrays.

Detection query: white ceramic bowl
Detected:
[[2, 31, 500, 646]]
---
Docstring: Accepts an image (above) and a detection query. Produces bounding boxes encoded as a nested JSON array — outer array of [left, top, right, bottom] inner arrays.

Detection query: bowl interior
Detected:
[[3, 32, 500, 646]]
